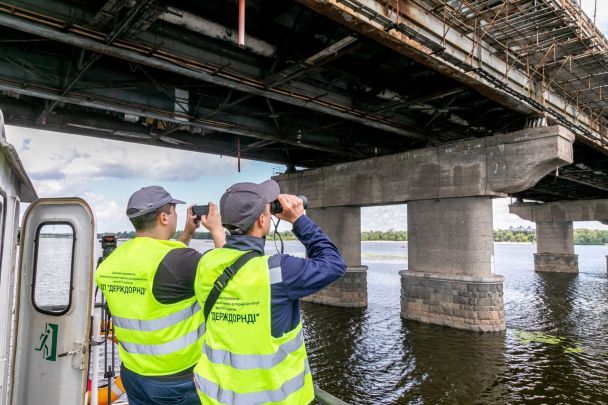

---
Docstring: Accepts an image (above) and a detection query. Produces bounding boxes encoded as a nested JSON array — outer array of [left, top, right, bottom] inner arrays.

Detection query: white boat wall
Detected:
[[0, 108, 97, 405], [0, 108, 37, 405]]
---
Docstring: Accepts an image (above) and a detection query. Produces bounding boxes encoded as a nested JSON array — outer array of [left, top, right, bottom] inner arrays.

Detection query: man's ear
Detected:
[[158, 212, 169, 225]]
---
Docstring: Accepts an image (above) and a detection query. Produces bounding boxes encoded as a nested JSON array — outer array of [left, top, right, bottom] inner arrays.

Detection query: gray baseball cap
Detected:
[[126, 185, 185, 218], [220, 179, 280, 232]]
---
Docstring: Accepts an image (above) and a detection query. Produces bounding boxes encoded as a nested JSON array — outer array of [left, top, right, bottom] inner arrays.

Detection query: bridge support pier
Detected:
[[400, 197, 505, 332], [276, 126, 575, 327], [534, 221, 578, 273], [303, 206, 367, 307], [508, 200, 601, 274]]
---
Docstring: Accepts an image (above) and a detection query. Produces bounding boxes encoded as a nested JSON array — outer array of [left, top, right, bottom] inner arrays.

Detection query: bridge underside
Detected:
[[1, 0, 608, 201]]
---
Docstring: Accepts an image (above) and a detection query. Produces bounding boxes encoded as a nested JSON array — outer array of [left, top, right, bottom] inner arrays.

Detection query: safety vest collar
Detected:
[[195, 360, 311, 405]]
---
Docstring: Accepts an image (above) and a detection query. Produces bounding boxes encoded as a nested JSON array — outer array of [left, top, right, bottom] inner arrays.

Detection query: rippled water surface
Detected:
[[39, 239, 608, 403], [301, 242, 608, 404]]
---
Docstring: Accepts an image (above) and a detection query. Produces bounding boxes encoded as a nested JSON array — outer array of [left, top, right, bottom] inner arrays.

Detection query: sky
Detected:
[[3, 1, 608, 234]]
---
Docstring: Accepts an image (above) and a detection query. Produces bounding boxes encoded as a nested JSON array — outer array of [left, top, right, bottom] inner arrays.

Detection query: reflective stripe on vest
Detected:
[[120, 321, 206, 355], [96, 238, 206, 376], [193, 248, 314, 404], [113, 301, 202, 331], [195, 361, 311, 405], [202, 330, 303, 370]]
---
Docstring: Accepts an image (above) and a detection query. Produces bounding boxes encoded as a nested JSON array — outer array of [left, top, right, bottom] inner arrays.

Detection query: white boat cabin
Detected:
[[0, 108, 97, 405]]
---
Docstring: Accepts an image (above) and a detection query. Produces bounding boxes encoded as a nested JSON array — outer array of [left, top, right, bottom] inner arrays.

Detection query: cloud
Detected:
[[361, 205, 407, 231], [492, 198, 532, 229], [5, 126, 246, 196], [80, 192, 132, 232], [582, 1, 608, 33]]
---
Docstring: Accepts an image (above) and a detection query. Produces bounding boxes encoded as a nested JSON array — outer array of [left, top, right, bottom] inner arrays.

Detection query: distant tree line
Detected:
[[572, 229, 608, 245], [494, 229, 536, 243], [40, 233, 73, 239], [96, 228, 608, 244], [494, 229, 608, 245], [362, 230, 407, 241]]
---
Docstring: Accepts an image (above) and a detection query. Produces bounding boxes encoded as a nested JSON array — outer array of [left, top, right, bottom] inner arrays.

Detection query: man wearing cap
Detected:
[[95, 186, 225, 405], [193, 180, 346, 404]]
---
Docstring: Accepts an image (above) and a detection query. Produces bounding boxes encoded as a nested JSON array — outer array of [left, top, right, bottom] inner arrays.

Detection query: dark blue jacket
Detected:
[[223, 215, 346, 337]]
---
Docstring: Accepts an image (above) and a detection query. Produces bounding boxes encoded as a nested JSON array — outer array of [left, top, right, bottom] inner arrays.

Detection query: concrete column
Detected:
[[534, 221, 578, 273], [401, 197, 506, 332], [303, 206, 367, 307]]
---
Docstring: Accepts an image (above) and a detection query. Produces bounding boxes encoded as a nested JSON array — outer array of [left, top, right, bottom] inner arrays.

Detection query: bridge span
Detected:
[[1, 0, 607, 331]]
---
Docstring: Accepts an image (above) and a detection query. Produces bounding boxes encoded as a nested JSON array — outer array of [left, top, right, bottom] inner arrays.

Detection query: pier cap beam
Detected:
[[509, 201, 589, 273], [510, 199, 608, 222], [274, 126, 574, 206]]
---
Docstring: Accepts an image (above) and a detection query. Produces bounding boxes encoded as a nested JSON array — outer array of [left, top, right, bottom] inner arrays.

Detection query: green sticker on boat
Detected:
[[35, 323, 58, 361]]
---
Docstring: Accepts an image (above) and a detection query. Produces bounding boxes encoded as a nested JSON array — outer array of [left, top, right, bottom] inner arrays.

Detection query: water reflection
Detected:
[[301, 242, 608, 404], [400, 322, 507, 404]]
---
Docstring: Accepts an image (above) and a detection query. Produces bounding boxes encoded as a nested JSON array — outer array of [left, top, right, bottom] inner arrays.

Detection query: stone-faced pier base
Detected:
[[400, 271, 505, 332], [403, 197, 506, 332], [535, 221, 578, 273], [304, 207, 367, 307], [276, 126, 575, 328], [302, 266, 367, 307], [508, 202, 608, 273], [534, 253, 578, 273]]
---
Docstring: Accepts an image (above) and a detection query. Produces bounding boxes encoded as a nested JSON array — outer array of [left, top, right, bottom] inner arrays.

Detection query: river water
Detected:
[[36, 239, 608, 403], [301, 242, 608, 404]]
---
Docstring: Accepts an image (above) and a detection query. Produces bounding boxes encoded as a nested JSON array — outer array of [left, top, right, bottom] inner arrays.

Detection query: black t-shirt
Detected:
[[152, 248, 203, 304]]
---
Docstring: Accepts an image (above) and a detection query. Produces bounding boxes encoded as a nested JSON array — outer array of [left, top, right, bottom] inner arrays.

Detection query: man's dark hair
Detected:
[[129, 203, 174, 232]]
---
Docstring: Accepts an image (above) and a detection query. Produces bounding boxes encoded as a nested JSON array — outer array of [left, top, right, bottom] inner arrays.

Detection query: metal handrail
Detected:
[[314, 386, 349, 405]]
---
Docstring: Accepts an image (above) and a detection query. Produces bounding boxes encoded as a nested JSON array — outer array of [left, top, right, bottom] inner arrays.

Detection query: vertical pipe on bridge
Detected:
[[238, 0, 246, 48]]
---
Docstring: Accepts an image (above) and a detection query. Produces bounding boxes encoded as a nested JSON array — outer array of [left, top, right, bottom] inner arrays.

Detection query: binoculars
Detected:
[[192, 195, 308, 219], [270, 195, 308, 214]]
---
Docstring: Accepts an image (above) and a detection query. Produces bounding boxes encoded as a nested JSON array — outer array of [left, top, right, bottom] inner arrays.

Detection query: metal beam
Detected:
[[0, 98, 323, 165], [554, 174, 608, 193], [294, 0, 607, 150], [36, 0, 156, 124], [0, 10, 429, 141], [193, 35, 361, 121], [0, 78, 365, 158]]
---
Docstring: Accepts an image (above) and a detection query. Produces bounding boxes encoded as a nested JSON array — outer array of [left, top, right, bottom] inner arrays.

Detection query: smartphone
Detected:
[[192, 205, 209, 219]]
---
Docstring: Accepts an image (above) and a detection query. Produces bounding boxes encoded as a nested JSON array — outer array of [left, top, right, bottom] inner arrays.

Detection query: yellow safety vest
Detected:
[[193, 248, 314, 405], [95, 237, 205, 376]]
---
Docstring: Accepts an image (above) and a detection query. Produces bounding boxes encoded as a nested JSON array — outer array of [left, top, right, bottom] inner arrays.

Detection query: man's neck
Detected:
[[136, 228, 170, 240], [247, 227, 267, 239]]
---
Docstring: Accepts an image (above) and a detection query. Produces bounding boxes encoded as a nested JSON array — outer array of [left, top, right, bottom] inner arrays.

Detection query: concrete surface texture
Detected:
[[304, 207, 368, 307], [400, 271, 506, 332], [510, 199, 608, 222], [401, 196, 506, 332], [279, 126, 577, 328], [510, 204, 583, 272], [536, 221, 575, 255], [407, 197, 494, 277], [306, 207, 362, 267], [533, 254, 579, 273], [274, 126, 574, 207]]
